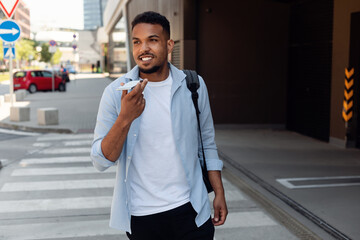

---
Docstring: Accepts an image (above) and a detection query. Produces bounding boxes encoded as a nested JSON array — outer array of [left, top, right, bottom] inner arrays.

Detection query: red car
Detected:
[[13, 70, 66, 94]]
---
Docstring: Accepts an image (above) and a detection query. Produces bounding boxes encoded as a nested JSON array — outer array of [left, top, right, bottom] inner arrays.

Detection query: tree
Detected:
[[51, 48, 62, 65], [15, 39, 36, 62], [40, 43, 52, 63]]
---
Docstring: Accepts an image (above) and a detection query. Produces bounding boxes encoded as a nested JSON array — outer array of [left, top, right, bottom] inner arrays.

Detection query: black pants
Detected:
[[126, 202, 214, 240]]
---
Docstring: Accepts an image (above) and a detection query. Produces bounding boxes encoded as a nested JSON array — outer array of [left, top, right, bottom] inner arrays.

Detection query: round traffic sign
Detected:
[[49, 40, 56, 46], [0, 20, 21, 42]]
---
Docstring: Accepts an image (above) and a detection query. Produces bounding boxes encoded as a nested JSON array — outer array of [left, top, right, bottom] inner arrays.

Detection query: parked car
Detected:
[[13, 70, 66, 93]]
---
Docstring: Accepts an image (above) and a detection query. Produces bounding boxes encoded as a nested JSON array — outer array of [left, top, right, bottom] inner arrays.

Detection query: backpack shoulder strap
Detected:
[[183, 70, 200, 93], [183, 70, 200, 114], [183, 69, 213, 193]]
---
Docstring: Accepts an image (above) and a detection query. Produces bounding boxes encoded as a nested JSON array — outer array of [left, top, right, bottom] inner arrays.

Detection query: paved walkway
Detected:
[[0, 73, 112, 133], [1, 74, 359, 239]]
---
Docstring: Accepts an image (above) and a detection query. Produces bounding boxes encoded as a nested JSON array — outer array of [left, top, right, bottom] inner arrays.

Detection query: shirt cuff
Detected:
[[206, 158, 223, 171], [91, 139, 116, 171]]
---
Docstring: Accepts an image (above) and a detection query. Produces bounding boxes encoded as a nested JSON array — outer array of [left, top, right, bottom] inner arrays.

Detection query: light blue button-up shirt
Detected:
[[90, 63, 223, 233]]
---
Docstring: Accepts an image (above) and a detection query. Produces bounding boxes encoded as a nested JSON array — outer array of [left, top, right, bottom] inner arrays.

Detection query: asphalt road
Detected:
[[0, 130, 299, 240]]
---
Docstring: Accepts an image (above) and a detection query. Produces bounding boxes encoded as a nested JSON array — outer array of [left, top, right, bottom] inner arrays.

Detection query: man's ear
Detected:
[[167, 39, 174, 54]]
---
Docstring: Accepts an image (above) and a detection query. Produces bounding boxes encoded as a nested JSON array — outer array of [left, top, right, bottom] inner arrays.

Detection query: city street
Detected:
[[1, 0, 360, 239], [1, 75, 359, 240], [0, 130, 298, 240]]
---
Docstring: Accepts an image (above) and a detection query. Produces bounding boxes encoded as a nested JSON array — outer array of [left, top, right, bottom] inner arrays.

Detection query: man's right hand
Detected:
[[100, 79, 147, 162], [119, 79, 148, 124]]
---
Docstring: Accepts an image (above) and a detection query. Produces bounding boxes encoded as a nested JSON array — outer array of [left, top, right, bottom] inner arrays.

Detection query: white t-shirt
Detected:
[[128, 73, 190, 216]]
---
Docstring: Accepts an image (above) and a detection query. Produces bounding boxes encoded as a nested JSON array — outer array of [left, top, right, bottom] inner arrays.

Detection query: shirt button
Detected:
[[134, 134, 137, 137], [127, 156, 131, 160], [124, 179, 127, 182]]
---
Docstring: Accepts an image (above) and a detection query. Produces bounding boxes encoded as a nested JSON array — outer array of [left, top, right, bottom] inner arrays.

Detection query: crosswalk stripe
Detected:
[[0, 219, 123, 240], [218, 211, 277, 228], [20, 156, 91, 165], [0, 196, 112, 213], [1, 179, 115, 192], [37, 134, 93, 142], [63, 140, 93, 146], [39, 148, 91, 154], [11, 166, 116, 176], [32, 142, 52, 147]]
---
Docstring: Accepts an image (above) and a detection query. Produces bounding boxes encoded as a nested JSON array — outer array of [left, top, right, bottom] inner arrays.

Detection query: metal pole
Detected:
[[52, 68, 55, 92], [51, 53, 54, 92], [9, 49, 14, 106]]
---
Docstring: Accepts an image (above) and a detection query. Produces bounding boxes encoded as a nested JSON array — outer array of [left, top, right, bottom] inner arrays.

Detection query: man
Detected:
[[91, 11, 227, 240]]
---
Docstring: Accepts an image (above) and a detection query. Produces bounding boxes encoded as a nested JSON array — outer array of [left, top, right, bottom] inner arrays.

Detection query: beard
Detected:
[[139, 65, 161, 74]]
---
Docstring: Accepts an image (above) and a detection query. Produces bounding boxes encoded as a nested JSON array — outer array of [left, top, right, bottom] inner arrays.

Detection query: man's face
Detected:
[[132, 23, 173, 74]]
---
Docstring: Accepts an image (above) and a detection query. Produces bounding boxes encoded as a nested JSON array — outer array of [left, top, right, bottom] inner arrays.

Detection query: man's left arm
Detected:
[[197, 76, 228, 226], [209, 171, 228, 225]]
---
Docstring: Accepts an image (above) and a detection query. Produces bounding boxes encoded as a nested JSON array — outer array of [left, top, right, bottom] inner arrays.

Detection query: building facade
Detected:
[[83, 0, 109, 30], [13, 0, 30, 39], [102, 0, 360, 149]]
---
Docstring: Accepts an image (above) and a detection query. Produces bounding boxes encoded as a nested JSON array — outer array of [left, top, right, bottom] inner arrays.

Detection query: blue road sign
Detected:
[[49, 40, 56, 46], [3, 42, 15, 59], [0, 20, 20, 42]]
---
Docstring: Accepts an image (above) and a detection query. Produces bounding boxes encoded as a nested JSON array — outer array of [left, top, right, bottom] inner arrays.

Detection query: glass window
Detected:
[[14, 71, 25, 78], [42, 71, 53, 77], [32, 71, 43, 77]]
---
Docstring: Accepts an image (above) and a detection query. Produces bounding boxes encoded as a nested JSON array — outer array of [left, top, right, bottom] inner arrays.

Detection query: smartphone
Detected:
[[116, 80, 140, 91]]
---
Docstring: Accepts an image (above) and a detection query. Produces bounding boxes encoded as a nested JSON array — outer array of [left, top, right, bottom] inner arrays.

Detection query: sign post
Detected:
[[49, 40, 57, 92], [0, 19, 21, 106], [72, 33, 77, 84], [9, 50, 13, 105], [3, 42, 15, 105]]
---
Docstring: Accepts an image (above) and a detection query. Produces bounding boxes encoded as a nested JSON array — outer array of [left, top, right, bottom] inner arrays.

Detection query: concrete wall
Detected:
[[197, 0, 289, 124], [330, 0, 360, 142]]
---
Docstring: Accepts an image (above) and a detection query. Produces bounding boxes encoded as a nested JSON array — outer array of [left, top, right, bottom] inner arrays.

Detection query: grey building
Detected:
[[83, 0, 108, 30]]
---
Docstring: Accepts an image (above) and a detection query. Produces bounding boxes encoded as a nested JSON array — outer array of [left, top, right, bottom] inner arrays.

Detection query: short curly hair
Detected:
[[131, 11, 170, 39]]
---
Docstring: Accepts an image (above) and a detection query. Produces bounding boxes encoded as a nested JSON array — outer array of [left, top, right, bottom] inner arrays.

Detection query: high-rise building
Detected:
[[83, 0, 108, 30]]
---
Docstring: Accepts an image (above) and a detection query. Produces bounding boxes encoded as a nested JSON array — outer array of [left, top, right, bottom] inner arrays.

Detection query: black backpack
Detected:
[[183, 70, 213, 193]]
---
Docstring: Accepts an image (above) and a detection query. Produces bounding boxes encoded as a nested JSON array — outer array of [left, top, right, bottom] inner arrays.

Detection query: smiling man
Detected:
[[91, 11, 227, 240]]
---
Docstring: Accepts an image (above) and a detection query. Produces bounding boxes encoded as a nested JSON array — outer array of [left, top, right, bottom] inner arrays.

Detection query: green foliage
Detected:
[[40, 43, 52, 63], [52, 48, 62, 64], [0, 39, 37, 62], [15, 38, 36, 61]]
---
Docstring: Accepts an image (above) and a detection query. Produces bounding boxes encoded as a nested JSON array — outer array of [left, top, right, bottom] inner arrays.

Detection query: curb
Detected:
[[0, 122, 73, 134]]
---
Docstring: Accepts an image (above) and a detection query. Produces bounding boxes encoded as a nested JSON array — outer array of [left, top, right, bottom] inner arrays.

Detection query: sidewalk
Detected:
[[215, 126, 360, 240], [0, 73, 113, 133], [0, 74, 359, 239]]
